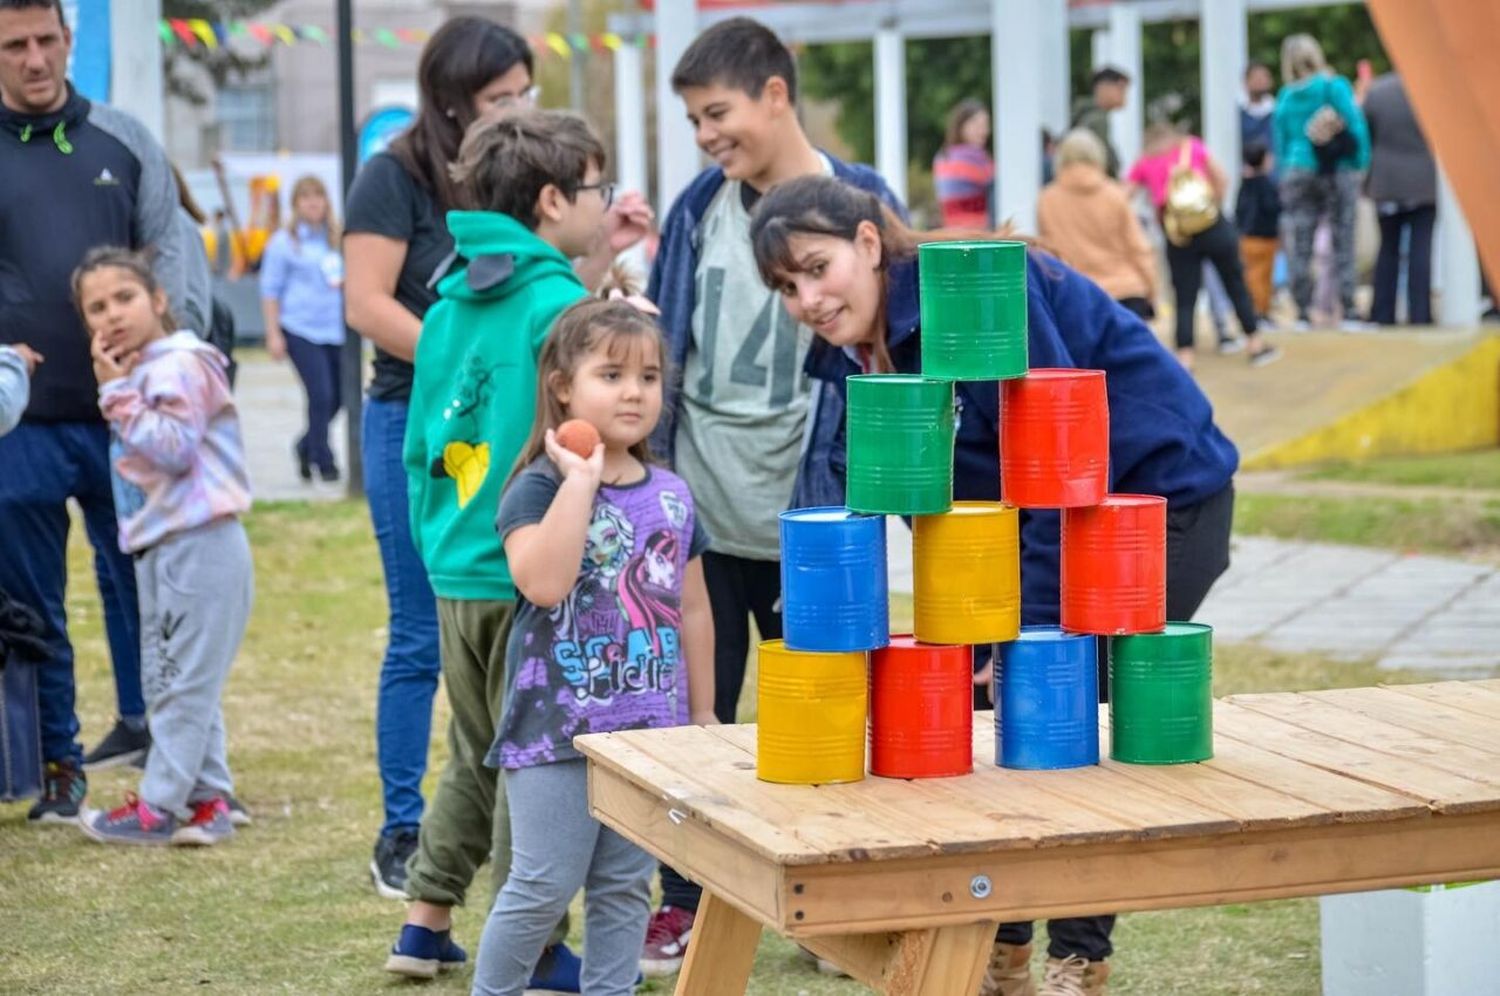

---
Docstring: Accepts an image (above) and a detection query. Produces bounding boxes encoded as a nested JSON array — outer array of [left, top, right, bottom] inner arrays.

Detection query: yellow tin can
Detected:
[[756, 640, 868, 784], [913, 501, 1021, 644]]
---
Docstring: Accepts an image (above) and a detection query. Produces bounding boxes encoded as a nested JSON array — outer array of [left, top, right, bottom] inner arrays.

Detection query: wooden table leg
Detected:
[[674, 891, 762, 995], [909, 921, 997, 996]]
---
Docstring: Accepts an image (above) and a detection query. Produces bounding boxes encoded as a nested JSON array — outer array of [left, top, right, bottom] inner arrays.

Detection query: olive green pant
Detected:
[[404, 598, 569, 943]]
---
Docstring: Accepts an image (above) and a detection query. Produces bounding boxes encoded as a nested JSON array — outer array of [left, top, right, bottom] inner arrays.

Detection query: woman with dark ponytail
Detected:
[[751, 174, 1237, 995]]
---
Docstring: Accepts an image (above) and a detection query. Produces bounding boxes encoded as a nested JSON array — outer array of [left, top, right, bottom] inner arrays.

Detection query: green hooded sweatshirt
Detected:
[[403, 210, 586, 600]]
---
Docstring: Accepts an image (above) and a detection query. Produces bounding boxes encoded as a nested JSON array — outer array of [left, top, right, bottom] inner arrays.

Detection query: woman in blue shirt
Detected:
[[260, 174, 346, 482]]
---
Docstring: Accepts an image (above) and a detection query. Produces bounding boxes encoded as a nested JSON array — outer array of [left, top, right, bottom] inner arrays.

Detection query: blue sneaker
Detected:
[[526, 942, 583, 994], [79, 792, 177, 846], [384, 924, 467, 980]]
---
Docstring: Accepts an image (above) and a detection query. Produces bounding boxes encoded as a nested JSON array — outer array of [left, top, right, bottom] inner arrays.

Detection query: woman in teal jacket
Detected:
[[1272, 33, 1370, 331]]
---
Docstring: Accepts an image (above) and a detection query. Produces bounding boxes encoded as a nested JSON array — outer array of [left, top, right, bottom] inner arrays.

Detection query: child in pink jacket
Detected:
[[71, 246, 253, 847]]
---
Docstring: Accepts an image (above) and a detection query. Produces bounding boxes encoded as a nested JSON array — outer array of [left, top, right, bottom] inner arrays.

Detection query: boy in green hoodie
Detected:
[[387, 109, 610, 982]]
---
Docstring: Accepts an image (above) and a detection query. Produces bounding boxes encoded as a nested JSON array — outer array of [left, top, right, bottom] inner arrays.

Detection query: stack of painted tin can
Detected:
[[756, 240, 1213, 785]]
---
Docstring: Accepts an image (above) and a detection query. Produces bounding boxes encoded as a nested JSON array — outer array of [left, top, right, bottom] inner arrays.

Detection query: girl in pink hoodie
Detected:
[[71, 247, 253, 847]]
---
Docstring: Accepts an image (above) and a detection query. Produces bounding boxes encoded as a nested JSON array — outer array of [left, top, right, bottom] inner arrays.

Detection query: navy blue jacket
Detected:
[[645, 157, 905, 460], [797, 253, 1239, 626]]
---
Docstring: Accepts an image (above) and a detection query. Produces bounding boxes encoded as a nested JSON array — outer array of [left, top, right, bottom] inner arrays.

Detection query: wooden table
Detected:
[[576, 681, 1500, 994]]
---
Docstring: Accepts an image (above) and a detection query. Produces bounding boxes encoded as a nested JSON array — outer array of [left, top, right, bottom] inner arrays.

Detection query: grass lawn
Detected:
[[1299, 448, 1500, 491], [1, 501, 1424, 994], [1234, 491, 1500, 557]]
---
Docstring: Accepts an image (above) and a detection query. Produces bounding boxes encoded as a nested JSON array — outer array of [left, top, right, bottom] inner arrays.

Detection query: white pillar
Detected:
[[614, 42, 647, 198], [993, 0, 1043, 233], [109, 0, 163, 139], [1103, 3, 1142, 175], [653, 0, 696, 214], [1437, 167, 1480, 327], [1039, 0, 1071, 137], [1200, 0, 1247, 205], [874, 25, 908, 205]]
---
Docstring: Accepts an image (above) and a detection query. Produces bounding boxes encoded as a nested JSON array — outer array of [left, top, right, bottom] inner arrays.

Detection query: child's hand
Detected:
[[91, 336, 137, 384], [604, 191, 654, 254], [543, 428, 604, 485], [690, 710, 720, 726], [11, 344, 43, 374]]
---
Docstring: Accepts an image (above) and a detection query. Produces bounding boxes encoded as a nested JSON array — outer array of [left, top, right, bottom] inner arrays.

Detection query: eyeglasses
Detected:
[[490, 85, 542, 109], [575, 181, 616, 209]]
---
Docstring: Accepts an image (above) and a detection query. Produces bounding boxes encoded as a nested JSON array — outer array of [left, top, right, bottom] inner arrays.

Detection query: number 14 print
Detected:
[[696, 266, 802, 408]]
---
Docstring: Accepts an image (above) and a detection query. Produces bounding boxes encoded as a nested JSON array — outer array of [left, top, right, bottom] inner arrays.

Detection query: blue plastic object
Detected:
[[995, 626, 1100, 770], [779, 507, 889, 653]]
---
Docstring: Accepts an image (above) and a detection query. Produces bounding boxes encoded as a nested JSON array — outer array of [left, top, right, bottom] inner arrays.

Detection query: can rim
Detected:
[[847, 373, 950, 386], [917, 239, 1028, 252], [1007, 368, 1107, 383], [1011, 625, 1095, 644], [778, 506, 882, 523], [1110, 621, 1213, 641]]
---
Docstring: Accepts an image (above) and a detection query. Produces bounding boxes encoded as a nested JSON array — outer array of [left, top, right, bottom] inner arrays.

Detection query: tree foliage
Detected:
[[162, 0, 276, 106]]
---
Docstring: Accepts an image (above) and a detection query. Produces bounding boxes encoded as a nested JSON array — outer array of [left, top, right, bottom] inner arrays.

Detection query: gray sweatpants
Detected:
[[472, 759, 656, 996], [136, 517, 253, 818]]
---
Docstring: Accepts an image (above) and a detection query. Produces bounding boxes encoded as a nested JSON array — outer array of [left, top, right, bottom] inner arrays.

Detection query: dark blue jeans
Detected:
[[283, 330, 343, 474], [362, 397, 441, 835], [0, 421, 144, 765]]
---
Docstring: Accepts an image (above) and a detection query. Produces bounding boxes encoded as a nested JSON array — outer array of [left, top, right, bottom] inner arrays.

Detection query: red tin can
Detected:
[[1061, 494, 1167, 636], [1000, 369, 1109, 508], [868, 635, 973, 779]]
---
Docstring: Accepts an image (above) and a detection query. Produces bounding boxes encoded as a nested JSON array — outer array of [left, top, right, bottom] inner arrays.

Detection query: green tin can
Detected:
[[1108, 622, 1213, 764], [918, 240, 1029, 381], [846, 374, 954, 515]]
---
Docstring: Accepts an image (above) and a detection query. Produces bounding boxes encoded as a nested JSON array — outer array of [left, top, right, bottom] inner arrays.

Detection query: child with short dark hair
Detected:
[[1236, 141, 1282, 323], [386, 108, 612, 982], [642, 18, 907, 968], [70, 247, 252, 847], [472, 294, 714, 996]]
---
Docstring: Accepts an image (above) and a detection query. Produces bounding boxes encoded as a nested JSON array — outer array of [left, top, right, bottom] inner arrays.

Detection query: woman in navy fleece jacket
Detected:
[[748, 170, 1239, 988]]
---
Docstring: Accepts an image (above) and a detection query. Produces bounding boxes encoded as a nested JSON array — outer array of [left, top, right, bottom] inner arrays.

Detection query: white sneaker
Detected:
[[1340, 318, 1377, 334], [1291, 318, 1313, 333], [1216, 337, 1246, 355]]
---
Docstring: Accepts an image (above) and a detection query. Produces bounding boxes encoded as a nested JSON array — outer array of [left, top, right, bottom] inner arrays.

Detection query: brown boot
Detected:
[[1039, 954, 1111, 995], [978, 941, 1036, 996]]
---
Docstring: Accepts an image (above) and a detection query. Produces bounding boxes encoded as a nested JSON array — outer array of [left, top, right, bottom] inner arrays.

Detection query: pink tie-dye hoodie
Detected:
[[98, 331, 252, 554]]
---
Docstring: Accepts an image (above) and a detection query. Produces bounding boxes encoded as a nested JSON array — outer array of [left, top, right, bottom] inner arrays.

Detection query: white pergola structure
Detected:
[[609, 0, 1481, 326]]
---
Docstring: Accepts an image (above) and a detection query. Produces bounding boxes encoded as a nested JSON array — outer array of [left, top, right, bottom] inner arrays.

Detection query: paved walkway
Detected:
[[239, 356, 1498, 678]]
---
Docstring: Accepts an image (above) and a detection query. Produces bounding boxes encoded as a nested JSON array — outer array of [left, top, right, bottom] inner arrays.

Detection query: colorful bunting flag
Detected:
[[156, 19, 651, 57]]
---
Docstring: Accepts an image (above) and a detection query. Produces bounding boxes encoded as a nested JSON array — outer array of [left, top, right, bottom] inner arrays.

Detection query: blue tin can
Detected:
[[779, 507, 889, 653], [995, 626, 1100, 769]]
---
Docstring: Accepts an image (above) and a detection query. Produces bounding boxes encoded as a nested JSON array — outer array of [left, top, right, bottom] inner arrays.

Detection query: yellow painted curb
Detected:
[[1244, 334, 1500, 469]]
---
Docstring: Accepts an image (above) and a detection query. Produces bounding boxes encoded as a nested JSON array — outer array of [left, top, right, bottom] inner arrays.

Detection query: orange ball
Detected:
[[556, 419, 601, 459]]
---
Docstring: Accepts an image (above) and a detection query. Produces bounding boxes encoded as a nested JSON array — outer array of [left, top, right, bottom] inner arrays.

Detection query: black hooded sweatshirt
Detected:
[[0, 86, 205, 422]]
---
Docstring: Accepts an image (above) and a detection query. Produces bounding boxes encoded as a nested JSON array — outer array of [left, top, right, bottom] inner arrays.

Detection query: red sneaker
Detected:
[[171, 796, 235, 846], [640, 905, 696, 976]]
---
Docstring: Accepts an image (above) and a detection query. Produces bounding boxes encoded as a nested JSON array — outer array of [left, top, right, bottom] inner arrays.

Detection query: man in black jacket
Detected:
[[0, 0, 209, 822]]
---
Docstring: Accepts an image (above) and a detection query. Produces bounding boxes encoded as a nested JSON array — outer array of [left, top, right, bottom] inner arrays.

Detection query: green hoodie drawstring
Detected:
[[15, 122, 70, 153]]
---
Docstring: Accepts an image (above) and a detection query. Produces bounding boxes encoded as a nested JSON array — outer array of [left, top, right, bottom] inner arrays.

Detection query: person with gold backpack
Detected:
[[1126, 122, 1281, 372]]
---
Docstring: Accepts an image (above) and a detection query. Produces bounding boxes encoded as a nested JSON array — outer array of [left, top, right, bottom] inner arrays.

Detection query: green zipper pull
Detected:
[[53, 122, 72, 155], [19, 123, 32, 143]]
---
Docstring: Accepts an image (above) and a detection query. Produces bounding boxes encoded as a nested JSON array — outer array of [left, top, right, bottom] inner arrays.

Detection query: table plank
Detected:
[[1306, 685, 1500, 754], [1217, 697, 1500, 813], [1383, 681, 1500, 722]]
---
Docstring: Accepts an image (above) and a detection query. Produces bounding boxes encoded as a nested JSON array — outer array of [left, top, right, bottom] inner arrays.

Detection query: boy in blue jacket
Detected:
[[640, 17, 907, 974], [750, 174, 1240, 996]]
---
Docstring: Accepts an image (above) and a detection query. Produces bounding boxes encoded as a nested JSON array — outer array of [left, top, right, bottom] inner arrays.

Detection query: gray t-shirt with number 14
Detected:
[[675, 170, 828, 559]]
